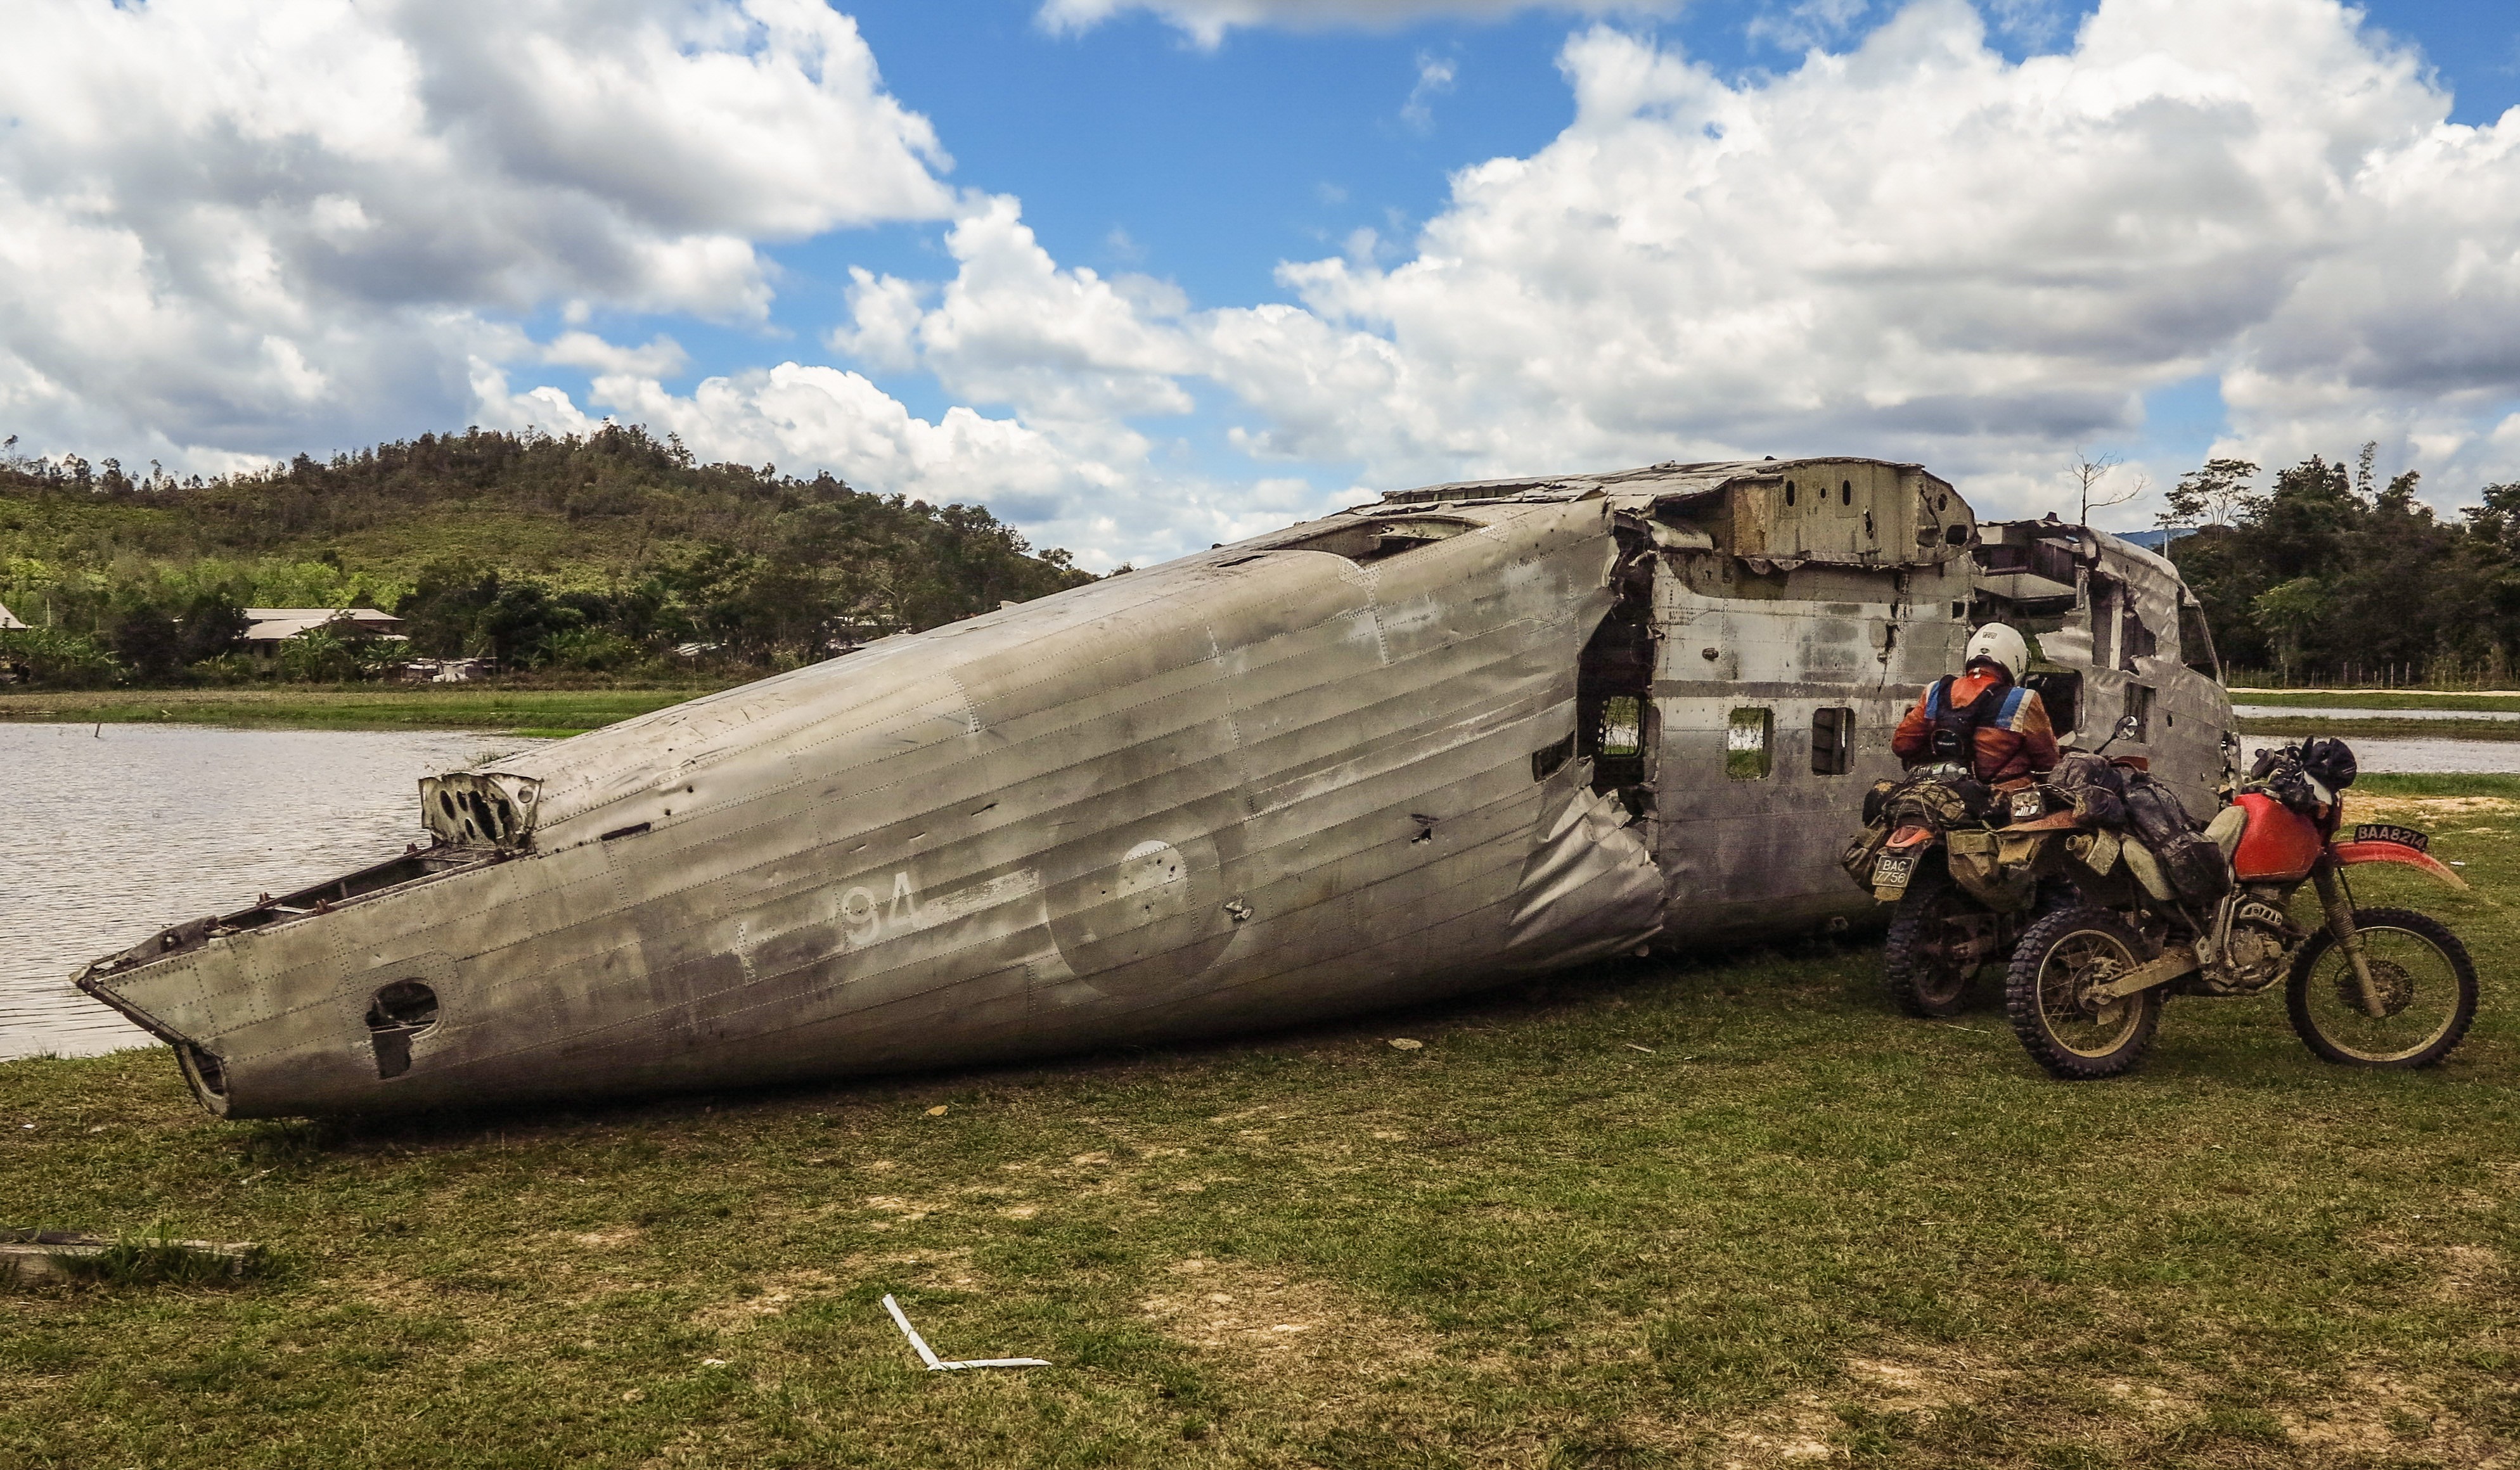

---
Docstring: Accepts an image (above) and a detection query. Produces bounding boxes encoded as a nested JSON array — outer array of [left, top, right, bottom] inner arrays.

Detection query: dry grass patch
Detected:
[[1138, 1256, 1436, 1373], [2345, 793, 2520, 826], [2282, 1368, 2513, 1467]]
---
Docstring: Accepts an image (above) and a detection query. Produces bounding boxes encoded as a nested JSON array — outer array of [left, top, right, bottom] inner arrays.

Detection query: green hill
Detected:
[[0, 425, 1096, 684]]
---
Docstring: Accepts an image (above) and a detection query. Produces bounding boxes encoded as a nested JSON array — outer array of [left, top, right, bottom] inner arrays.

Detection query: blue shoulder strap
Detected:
[[1924, 677, 1951, 718], [1996, 686, 2029, 728]]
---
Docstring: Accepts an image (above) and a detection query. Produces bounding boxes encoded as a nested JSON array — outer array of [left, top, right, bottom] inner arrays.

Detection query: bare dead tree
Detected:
[[2069, 450, 2144, 525]]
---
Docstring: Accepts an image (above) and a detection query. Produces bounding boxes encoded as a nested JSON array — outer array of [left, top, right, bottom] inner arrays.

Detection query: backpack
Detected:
[[1923, 675, 2028, 767]]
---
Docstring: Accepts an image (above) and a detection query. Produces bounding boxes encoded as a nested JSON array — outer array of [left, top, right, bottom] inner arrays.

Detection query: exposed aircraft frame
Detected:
[[77, 458, 2234, 1119]]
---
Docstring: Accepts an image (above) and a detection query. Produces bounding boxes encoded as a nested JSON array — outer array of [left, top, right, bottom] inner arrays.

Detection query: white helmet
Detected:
[[1965, 623, 2029, 681]]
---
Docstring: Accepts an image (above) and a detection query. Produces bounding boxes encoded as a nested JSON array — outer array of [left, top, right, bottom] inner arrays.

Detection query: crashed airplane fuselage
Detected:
[[79, 459, 2235, 1118]]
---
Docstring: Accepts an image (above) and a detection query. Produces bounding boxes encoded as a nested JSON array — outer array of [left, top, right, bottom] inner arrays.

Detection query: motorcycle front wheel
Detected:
[[1884, 865, 1982, 1018], [2286, 907, 2478, 1068], [2003, 907, 2163, 1080]]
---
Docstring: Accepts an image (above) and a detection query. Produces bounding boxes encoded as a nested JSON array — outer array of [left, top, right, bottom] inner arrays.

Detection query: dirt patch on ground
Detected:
[[1684, 1349, 2015, 1466], [1137, 1256, 1436, 1384], [2346, 794, 2520, 826], [2282, 1367, 2514, 1466], [689, 1269, 839, 1334]]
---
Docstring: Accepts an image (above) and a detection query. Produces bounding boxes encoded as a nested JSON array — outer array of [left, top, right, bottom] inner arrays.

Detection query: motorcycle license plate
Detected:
[[2353, 822, 2429, 852], [1872, 853, 1917, 887]]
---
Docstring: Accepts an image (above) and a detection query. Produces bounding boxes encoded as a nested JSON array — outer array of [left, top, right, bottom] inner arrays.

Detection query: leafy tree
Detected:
[[106, 603, 184, 681], [2251, 577, 2328, 682], [2156, 457, 2260, 528], [174, 590, 250, 664]]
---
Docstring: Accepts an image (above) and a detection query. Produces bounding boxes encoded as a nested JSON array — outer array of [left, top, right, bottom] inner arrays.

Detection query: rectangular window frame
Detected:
[[1811, 706, 1853, 776], [1726, 707, 1774, 781]]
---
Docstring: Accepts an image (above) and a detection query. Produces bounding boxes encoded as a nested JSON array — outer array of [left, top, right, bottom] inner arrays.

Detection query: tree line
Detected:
[[2159, 445, 2520, 686], [0, 424, 1094, 687]]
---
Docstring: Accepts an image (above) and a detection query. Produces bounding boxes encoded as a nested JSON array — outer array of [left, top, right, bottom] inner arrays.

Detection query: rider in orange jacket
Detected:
[[1892, 623, 2061, 784]]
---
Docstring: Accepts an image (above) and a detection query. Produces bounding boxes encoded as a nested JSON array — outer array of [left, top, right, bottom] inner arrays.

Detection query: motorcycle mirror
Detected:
[[2092, 713, 2140, 755]]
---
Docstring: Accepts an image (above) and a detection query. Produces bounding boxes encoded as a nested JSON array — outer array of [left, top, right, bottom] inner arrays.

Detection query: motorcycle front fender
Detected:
[[2331, 839, 2469, 890]]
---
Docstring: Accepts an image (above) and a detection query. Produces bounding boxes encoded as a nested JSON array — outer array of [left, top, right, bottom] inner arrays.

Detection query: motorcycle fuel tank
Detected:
[[2230, 791, 2324, 882]]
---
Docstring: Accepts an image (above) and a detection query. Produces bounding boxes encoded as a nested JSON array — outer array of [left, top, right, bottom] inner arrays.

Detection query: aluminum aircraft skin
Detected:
[[79, 458, 2237, 1119]]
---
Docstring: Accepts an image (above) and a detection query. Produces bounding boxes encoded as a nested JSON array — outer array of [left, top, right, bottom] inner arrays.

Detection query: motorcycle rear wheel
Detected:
[[2003, 907, 2163, 1080], [2286, 907, 2477, 1068], [1884, 866, 1981, 1018]]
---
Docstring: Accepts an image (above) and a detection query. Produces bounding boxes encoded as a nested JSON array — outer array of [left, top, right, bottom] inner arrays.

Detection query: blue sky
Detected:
[[10, 0, 2520, 564], [627, 0, 2520, 354], [548, 0, 2520, 554]]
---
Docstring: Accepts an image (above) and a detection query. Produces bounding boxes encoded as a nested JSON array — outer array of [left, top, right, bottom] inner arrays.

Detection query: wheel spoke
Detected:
[[2037, 932, 2139, 1058], [2298, 924, 2462, 1063]]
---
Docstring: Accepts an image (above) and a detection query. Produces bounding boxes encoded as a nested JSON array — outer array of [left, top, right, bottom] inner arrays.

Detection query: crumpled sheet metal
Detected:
[[82, 496, 1647, 1117], [1505, 773, 1664, 964]]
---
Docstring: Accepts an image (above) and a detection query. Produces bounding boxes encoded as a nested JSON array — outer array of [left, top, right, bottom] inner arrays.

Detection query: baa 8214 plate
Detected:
[[2352, 822, 2429, 852], [1872, 853, 1917, 887]]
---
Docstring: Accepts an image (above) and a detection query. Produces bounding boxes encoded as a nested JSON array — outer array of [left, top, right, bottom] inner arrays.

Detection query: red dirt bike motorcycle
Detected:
[[2004, 735, 2478, 1079]]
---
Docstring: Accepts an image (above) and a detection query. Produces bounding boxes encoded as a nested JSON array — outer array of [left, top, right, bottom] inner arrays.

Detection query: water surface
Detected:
[[2233, 703, 2520, 724], [2240, 736, 2520, 774], [1, 724, 546, 1061]]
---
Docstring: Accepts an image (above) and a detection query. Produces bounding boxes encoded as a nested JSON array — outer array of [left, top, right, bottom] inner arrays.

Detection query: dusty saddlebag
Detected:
[[1840, 820, 1891, 892], [2123, 772, 2232, 905]]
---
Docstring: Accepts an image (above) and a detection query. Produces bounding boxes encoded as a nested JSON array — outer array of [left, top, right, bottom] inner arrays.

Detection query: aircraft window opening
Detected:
[[1785, 482, 1797, 507], [2119, 598, 2158, 670], [2023, 670, 2081, 741], [1600, 697, 1643, 757], [2125, 684, 2154, 742], [2179, 599, 2221, 679], [1945, 525, 1970, 546], [1531, 730, 1577, 783], [1811, 707, 1853, 775], [1727, 708, 1773, 780], [1841, 480, 1853, 505], [365, 979, 440, 1081], [1576, 596, 1655, 795]]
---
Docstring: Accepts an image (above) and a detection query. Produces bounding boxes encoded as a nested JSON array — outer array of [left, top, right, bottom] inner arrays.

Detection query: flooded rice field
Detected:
[[1, 724, 547, 1061]]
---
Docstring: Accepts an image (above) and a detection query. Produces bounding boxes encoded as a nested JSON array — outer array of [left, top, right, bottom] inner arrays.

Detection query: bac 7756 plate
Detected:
[[1872, 853, 1917, 887], [2351, 823, 2430, 852]]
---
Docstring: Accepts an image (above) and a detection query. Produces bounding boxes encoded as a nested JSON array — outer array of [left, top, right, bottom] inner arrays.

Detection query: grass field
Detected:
[[0, 686, 719, 738], [3, 779, 2516, 1468], [2232, 691, 2520, 713]]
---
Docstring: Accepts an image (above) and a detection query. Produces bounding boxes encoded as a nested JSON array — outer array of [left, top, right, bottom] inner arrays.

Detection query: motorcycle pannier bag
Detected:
[[1880, 772, 1985, 831], [2045, 750, 2127, 829], [2121, 771, 2232, 905], [1840, 821, 1891, 891]]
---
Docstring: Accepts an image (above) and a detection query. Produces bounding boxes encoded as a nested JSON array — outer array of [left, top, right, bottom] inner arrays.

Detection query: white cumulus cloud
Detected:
[[842, 0, 2520, 543], [0, 0, 952, 466]]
